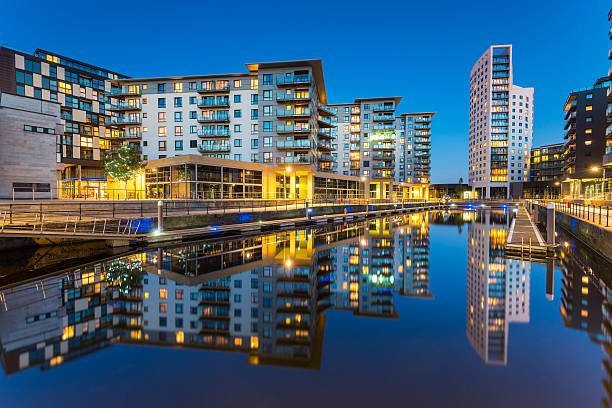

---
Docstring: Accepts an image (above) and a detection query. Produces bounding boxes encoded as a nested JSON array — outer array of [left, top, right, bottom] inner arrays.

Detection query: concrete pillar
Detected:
[[157, 200, 163, 232], [546, 202, 555, 245], [546, 259, 554, 301], [289, 174, 296, 199], [533, 200, 539, 224]]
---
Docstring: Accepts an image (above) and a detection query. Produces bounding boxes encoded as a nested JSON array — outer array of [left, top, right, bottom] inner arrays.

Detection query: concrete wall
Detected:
[[0, 92, 60, 199]]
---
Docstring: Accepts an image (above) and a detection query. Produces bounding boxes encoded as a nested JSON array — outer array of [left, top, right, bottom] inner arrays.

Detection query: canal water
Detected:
[[0, 209, 610, 407]]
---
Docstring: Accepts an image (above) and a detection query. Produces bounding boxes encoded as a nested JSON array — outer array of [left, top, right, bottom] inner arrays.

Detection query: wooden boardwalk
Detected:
[[505, 206, 553, 259]]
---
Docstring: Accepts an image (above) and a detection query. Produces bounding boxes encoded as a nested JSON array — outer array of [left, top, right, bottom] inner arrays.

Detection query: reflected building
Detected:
[[0, 216, 432, 375], [466, 210, 531, 365]]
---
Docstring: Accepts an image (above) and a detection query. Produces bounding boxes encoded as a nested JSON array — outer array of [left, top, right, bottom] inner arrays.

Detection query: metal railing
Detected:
[[549, 201, 611, 228], [0, 207, 143, 236]]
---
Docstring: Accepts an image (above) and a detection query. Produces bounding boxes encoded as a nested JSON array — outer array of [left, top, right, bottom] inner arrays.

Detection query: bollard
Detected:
[[157, 200, 163, 233], [533, 200, 539, 224], [546, 202, 555, 245], [545, 259, 554, 301]]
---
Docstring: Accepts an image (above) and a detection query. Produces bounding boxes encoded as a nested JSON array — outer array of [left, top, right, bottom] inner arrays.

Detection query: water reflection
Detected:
[[0, 213, 432, 374], [466, 209, 531, 365]]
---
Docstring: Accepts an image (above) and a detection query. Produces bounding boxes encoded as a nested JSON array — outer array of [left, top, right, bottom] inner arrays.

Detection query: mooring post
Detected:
[[533, 200, 539, 224], [157, 200, 163, 233], [547, 202, 555, 245], [546, 259, 554, 301]]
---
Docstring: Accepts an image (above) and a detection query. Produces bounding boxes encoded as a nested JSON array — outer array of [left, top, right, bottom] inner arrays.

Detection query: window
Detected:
[[81, 137, 93, 148], [234, 139, 242, 147], [175, 140, 183, 150], [251, 124, 258, 134], [174, 83, 182, 92], [159, 289, 168, 299], [586, 93, 593, 99], [176, 304, 183, 314], [189, 111, 197, 119], [159, 141, 167, 151], [251, 94, 258, 104], [158, 126, 167, 137], [174, 111, 183, 122], [234, 124, 242, 132], [189, 96, 197, 104], [251, 139, 259, 149], [175, 126, 183, 136], [250, 79, 258, 89], [263, 90, 272, 101], [234, 109, 241, 118], [158, 112, 166, 122], [234, 94, 241, 103], [190, 140, 197, 148], [262, 74, 272, 85], [159, 303, 168, 313], [234, 79, 242, 88], [158, 98, 166, 108], [263, 121, 272, 132], [586, 105, 593, 111], [159, 317, 167, 327], [190, 125, 197, 134], [251, 109, 258, 119], [158, 83, 166, 93], [174, 97, 183, 107], [263, 106, 272, 116]]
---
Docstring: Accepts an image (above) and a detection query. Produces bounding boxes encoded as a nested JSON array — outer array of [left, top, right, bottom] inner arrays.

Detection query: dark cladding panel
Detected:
[[0, 47, 17, 94]]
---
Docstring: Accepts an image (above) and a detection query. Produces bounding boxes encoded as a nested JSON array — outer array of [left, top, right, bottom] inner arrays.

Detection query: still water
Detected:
[[0, 210, 610, 407]]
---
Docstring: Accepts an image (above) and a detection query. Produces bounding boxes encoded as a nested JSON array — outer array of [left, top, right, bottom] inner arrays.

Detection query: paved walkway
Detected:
[[505, 206, 550, 258]]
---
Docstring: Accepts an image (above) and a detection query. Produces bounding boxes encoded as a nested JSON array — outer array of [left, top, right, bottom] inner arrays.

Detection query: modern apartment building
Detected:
[[522, 143, 564, 198], [0, 47, 127, 198], [603, 8, 612, 198], [468, 45, 534, 199], [561, 77, 610, 199], [0, 46, 434, 199]]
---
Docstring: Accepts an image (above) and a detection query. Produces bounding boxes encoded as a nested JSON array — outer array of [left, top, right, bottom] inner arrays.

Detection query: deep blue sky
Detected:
[[1, 0, 610, 183]]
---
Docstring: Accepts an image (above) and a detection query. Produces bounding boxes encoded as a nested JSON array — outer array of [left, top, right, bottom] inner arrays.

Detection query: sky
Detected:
[[0, 0, 610, 183]]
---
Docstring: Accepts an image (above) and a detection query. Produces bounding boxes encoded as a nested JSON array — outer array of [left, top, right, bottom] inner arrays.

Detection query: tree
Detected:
[[105, 258, 144, 295], [102, 144, 143, 199], [454, 177, 466, 198]]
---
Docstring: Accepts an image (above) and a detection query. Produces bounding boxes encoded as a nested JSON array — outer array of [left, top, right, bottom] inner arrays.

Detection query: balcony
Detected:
[[372, 170, 395, 178], [373, 114, 395, 121], [110, 87, 141, 96], [277, 108, 311, 118], [196, 84, 230, 93], [607, 104, 612, 119], [197, 113, 230, 123], [373, 153, 394, 160], [415, 117, 430, 123], [415, 124, 431, 130], [492, 63, 510, 71], [372, 162, 394, 169], [318, 105, 336, 116], [373, 105, 395, 112], [317, 140, 332, 150], [318, 116, 334, 127], [373, 124, 395, 131], [198, 143, 231, 153], [372, 143, 395, 150], [197, 128, 230, 138], [109, 101, 141, 111], [105, 116, 141, 126], [276, 75, 312, 85], [317, 153, 334, 162], [277, 124, 311, 133], [276, 140, 311, 149], [318, 129, 334, 139], [101, 129, 142, 139], [279, 156, 312, 164], [198, 99, 229, 108], [277, 93, 310, 102]]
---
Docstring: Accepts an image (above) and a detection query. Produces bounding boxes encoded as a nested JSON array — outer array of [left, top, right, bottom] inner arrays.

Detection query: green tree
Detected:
[[105, 258, 144, 295], [102, 144, 143, 199]]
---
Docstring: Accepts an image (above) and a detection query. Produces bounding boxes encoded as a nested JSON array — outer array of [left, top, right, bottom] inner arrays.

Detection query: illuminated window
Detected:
[[176, 289, 183, 300], [585, 129, 592, 134], [81, 137, 93, 148], [158, 112, 166, 122], [585, 140, 592, 145], [586, 106, 592, 111], [250, 79, 258, 90], [250, 336, 259, 349], [159, 288, 168, 299], [158, 126, 166, 137], [176, 331, 185, 343], [144, 291, 149, 299], [234, 337, 243, 346], [159, 303, 167, 313], [174, 83, 182, 92], [81, 271, 94, 285], [581, 287, 588, 295], [234, 79, 241, 88]]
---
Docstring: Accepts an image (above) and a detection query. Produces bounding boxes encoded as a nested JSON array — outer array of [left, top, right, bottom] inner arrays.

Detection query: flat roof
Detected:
[[34, 48, 128, 78], [115, 72, 256, 83], [397, 112, 436, 117], [246, 59, 327, 104]]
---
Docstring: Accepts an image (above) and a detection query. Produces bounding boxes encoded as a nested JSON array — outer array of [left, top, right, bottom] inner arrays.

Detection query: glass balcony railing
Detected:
[[197, 113, 230, 122], [317, 140, 332, 150], [373, 153, 394, 160], [280, 156, 311, 164], [277, 108, 311, 117], [373, 114, 395, 121], [196, 83, 230, 93], [110, 87, 141, 96], [318, 105, 336, 115], [105, 116, 141, 125], [277, 124, 311, 133], [109, 101, 141, 110], [198, 99, 229, 108], [373, 105, 395, 112], [373, 124, 395, 130], [276, 140, 311, 149], [372, 170, 395, 178], [198, 143, 231, 153], [197, 128, 230, 137], [317, 153, 334, 162], [277, 93, 310, 101], [276, 75, 312, 85], [372, 143, 395, 150], [318, 116, 333, 126]]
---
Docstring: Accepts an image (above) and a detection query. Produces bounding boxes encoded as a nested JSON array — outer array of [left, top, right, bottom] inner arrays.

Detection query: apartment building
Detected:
[[0, 47, 127, 198], [522, 143, 564, 198], [603, 8, 612, 198], [561, 77, 610, 199], [469, 45, 534, 199]]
